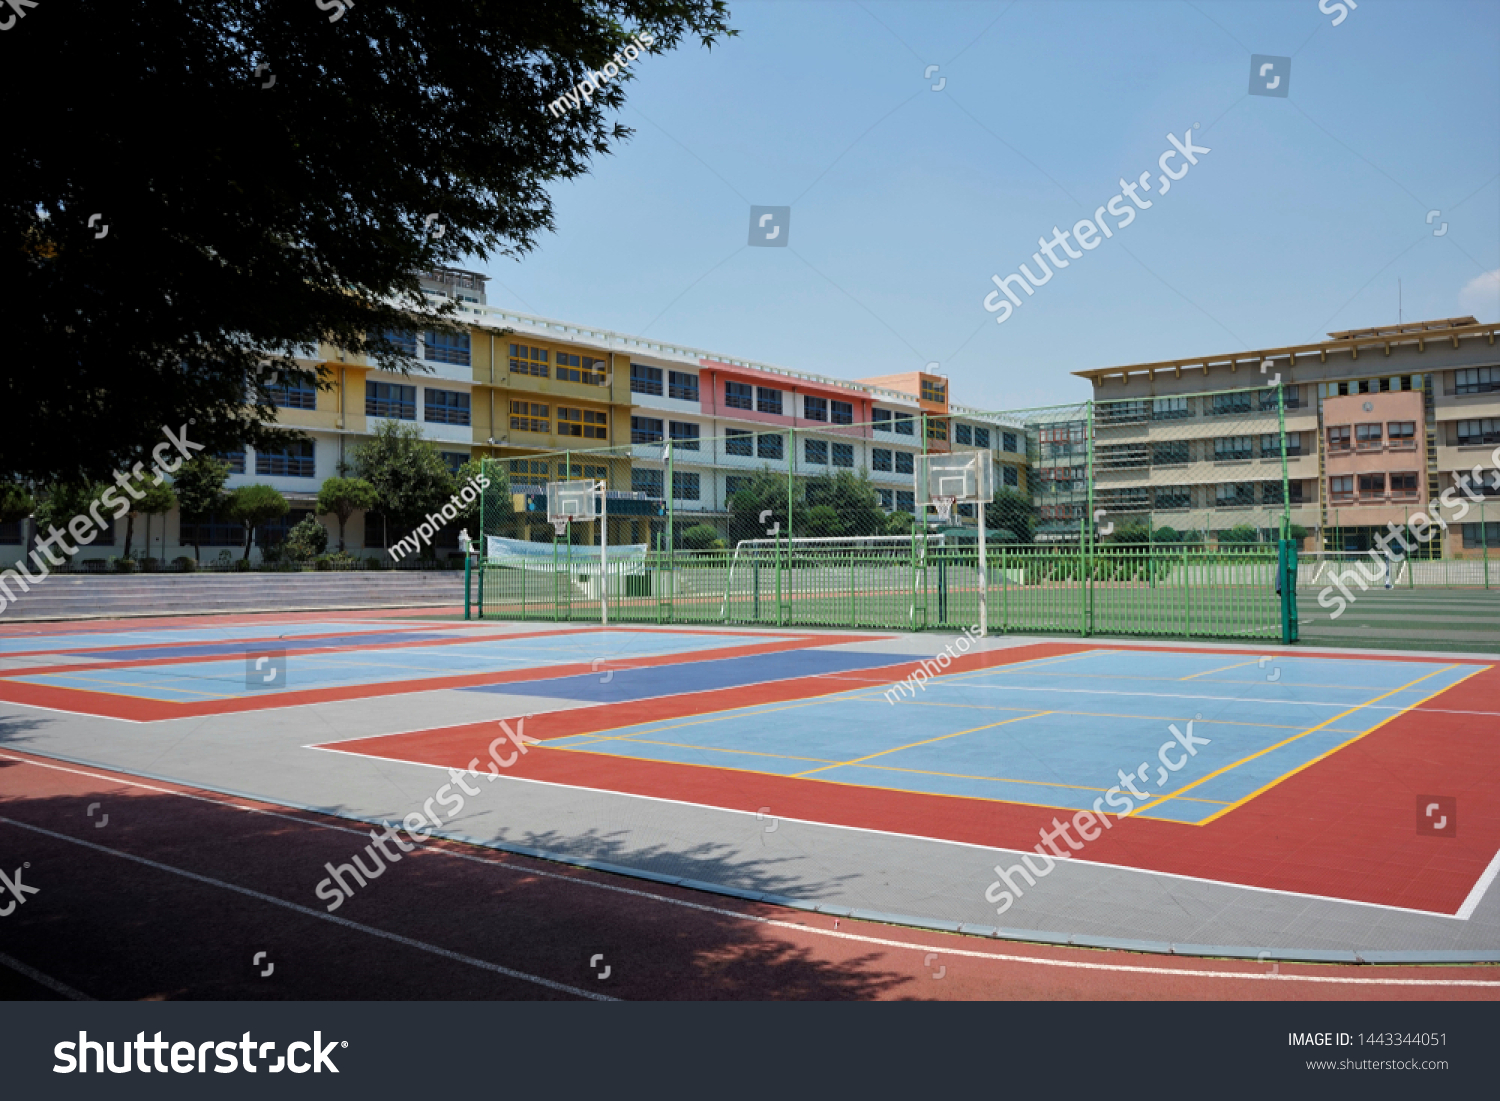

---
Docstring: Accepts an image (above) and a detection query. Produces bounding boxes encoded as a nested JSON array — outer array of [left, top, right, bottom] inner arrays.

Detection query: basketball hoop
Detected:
[[932, 497, 956, 525], [552, 519, 569, 537]]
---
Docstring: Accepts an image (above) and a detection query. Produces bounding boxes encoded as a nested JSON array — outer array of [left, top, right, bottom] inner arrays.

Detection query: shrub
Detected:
[[233, 558, 252, 572], [680, 523, 724, 553], [284, 516, 330, 563], [115, 557, 137, 573], [173, 556, 196, 572]]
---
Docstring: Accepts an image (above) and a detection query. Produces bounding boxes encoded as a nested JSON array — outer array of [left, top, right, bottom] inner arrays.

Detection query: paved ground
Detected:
[[0, 612, 1497, 1000]]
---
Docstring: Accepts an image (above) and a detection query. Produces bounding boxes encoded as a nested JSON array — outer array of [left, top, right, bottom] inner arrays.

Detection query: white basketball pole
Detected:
[[599, 479, 608, 626], [978, 498, 988, 638]]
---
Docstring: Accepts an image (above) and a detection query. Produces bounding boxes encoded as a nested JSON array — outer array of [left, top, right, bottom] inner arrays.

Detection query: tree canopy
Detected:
[[3, 0, 734, 484]]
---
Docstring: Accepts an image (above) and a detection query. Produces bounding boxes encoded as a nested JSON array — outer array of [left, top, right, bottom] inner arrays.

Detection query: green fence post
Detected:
[[1182, 545, 1190, 638], [1484, 498, 1491, 590]]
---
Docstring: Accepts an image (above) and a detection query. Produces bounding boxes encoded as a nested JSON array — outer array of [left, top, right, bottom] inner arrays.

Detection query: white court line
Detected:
[[0, 813, 614, 1001], [3, 752, 1495, 987], [0, 950, 93, 1000]]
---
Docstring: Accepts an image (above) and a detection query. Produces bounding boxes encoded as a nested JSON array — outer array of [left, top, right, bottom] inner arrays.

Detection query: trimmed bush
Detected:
[[173, 556, 196, 572]]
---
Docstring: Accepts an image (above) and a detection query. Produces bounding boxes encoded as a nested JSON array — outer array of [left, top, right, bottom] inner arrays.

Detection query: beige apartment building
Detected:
[[1074, 317, 1500, 555]]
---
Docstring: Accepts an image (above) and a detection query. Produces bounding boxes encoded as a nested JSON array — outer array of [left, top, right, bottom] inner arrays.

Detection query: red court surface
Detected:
[[322, 640, 1500, 919], [2, 750, 1495, 1001]]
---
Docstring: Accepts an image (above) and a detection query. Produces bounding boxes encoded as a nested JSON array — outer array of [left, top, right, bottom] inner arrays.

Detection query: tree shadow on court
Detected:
[[0, 716, 58, 751], [0, 788, 919, 1001]]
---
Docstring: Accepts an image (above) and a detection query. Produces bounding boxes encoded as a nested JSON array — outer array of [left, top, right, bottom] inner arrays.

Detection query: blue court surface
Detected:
[[462, 648, 926, 703], [9, 629, 801, 703], [542, 648, 1488, 825]]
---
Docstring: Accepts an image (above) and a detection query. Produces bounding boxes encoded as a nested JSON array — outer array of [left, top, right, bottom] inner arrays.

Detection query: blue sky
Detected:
[[469, 0, 1500, 411]]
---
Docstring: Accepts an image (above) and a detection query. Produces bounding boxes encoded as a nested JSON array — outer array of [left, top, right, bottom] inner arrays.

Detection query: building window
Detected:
[[1355, 423, 1382, 449], [1153, 440, 1190, 465], [509, 459, 549, 487], [668, 371, 699, 402], [895, 451, 914, 475], [632, 468, 663, 497], [669, 422, 700, 450], [556, 352, 607, 385], [757, 433, 783, 460], [894, 414, 914, 436], [1213, 436, 1253, 461], [1155, 487, 1191, 510], [1098, 400, 1149, 424], [831, 400, 853, 425], [1002, 431, 1018, 453], [1358, 473, 1386, 497], [558, 407, 608, 439], [1002, 466, 1018, 488], [973, 427, 990, 450], [954, 423, 972, 446], [1456, 367, 1500, 395], [177, 512, 239, 547], [724, 380, 752, 410], [1387, 421, 1416, 448], [510, 401, 550, 433], [877, 488, 894, 509], [440, 451, 467, 474], [385, 330, 419, 357], [1098, 444, 1148, 469], [804, 439, 828, 465], [1327, 425, 1351, 451], [1260, 433, 1302, 457], [757, 387, 783, 415], [927, 419, 948, 441], [255, 441, 315, 478], [725, 429, 753, 457], [424, 330, 471, 366], [1215, 482, 1255, 507], [832, 442, 854, 468], [803, 396, 828, 422], [1259, 388, 1301, 411], [268, 376, 317, 410], [366, 381, 416, 420], [630, 363, 664, 396], [1456, 418, 1500, 446], [872, 448, 893, 472], [630, 416, 664, 444], [920, 379, 946, 403], [873, 408, 892, 432], [896, 490, 915, 512], [1461, 521, 1500, 547], [221, 449, 246, 474], [1329, 475, 1354, 503], [510, 344, 549, 378], [424, 388, 471, 426], [1211, 393, 1252, 416], [1153, 396, 1190, 420], [1390, 472, 1419, 498], [725, 475, 748, 498], [958, 503, 976, 519], [671, 471, 700, 501]]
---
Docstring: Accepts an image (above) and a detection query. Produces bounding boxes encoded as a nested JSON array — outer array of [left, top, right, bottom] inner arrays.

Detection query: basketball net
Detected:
[[552, 518, 570, 537], [932, 497, 956, 525]]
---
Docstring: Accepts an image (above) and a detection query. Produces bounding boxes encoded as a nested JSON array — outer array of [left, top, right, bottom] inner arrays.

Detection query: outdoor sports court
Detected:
[[1, 609, 1498, 1003]]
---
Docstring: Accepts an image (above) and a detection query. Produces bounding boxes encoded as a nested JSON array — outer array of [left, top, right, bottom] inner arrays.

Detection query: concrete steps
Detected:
[[0, 572, 467, 622]]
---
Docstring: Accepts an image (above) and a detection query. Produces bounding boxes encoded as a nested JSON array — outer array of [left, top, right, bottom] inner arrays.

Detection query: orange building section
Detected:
[[858, 371, 949, 414], [1322, 391, 1427, 528]]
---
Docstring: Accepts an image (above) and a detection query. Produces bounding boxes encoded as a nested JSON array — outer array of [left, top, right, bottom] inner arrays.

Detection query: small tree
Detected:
[[118, 474, 176, 561], [284, 516, 330, 563], [351, 422, 456, 552], [316, 476, 379, 554], [226, 485, 289, 562], [173, 455, 231, 562], [0, 483, 35, 527], [986, 489, 1037, 544], [1219, 523, 1262, 546]]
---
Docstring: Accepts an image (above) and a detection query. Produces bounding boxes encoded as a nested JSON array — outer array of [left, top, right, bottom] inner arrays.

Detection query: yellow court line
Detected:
[[1179, 658, 1265, 681], [792, 711, 1053, 779], [1132, 664, 1460, 818], [1195, 663, 1492, 825], [846, 761, 1230, 804], [877, 698, 1370, 734], [551, 735, 841, 767]]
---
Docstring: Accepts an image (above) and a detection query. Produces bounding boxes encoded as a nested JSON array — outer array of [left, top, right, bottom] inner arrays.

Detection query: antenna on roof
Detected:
[[1398, 278, 1402, 324]]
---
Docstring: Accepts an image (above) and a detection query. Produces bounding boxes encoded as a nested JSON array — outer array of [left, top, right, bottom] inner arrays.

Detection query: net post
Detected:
[[600, 478, 608, 627], [978, 495, 988, 638]]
